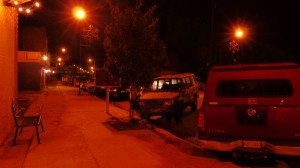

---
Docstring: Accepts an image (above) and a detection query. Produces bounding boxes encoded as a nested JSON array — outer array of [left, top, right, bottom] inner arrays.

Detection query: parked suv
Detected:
[[198, 62, 300, 157], [138, 73, 199, 122]]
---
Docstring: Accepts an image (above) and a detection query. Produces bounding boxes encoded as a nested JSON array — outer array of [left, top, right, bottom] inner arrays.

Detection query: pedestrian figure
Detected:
[[129, 86, 141, 121]]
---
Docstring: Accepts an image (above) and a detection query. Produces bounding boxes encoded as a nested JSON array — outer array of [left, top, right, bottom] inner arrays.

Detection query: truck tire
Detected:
[[140, 114, 150, 121], [191, 95, 198, 112], [165, 113, 173, 122], [174, 103, 183, 123]]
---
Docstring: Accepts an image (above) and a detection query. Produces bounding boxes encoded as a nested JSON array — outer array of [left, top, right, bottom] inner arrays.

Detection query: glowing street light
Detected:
[[73, 7, 86, 20], [43, 55, 48, 61], [235, 28, 245, 39], [35, 2, 40, 8], [88, 58, 96, 78]]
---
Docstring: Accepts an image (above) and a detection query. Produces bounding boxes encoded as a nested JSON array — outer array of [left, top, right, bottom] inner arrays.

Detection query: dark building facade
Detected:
[[18, 26, 48, 91]]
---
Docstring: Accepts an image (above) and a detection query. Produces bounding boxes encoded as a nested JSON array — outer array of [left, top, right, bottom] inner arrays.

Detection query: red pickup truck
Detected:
[[198, 62, 300, 158]]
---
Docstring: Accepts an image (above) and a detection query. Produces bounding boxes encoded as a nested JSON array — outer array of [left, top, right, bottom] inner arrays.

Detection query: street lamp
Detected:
[[88, 58, 96, 68], [61, 47, 66, 53], [88, 58, 96, 79], [73, 7, 86, 20], [73, 6, 86, 95], [42, 55, 49, 90], [235, 28, 244, 39]]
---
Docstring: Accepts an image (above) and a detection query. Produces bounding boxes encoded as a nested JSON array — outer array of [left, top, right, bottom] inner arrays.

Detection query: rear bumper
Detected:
[[199, 138, 300, 157], [138, 106, 174, 116]]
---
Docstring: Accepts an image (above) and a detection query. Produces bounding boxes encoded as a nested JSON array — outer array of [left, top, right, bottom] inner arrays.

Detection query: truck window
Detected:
[[190, 76, 196, 85], [216, 79, 293, 97]]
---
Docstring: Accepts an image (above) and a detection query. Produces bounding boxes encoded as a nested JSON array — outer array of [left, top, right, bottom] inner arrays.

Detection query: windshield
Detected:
[[151, 78, 182, 92]]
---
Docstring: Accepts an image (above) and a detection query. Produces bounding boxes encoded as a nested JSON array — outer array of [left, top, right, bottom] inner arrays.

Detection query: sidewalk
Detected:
[[0, 84, 238, 168]]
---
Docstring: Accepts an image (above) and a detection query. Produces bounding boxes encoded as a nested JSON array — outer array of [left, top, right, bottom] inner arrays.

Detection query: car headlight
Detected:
[[164, 99, 174, 106], [110, 88, 117, 92]]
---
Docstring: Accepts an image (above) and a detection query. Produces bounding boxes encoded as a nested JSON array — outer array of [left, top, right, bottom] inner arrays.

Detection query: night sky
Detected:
[[19, 0, 298, 72]]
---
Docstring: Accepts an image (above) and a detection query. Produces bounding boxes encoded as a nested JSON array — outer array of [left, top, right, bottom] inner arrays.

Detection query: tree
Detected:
[[103, 0, 167, 88]]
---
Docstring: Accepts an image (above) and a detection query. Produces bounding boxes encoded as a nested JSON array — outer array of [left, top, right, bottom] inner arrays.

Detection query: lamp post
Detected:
[[60, 47, 68, 82], [57, 57, 63, 79], [73, 6, 86, 95]]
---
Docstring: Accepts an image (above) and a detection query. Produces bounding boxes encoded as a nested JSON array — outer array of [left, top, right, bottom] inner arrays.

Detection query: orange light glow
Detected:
[[73, 7, 86, 20], [26, 8, 31, 14], [43, 55, 48, 61], [35, 2, 40, 7], [235, 29, 244, 39]]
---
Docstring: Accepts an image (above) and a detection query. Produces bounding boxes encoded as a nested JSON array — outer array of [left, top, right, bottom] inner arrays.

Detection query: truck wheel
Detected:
[[140, 114, 150, 121], [191, 96, 198, 112], [174, 103, 183, 123], [145, 115, 151, 122], [140, 114, 146, 119], [165, 113, 173, 122]]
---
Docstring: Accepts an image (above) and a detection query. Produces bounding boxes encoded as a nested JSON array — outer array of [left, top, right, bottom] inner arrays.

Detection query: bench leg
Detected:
[[40, 119, 45, 132], [12, 127, 19, 145], [35, 125, 41, 144]]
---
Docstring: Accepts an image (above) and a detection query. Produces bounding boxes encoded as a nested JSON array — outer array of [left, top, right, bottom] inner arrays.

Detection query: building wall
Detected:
[[18, 25, 49, 91], [0, 6, 18, 144], [18, 51, 44, 91], [18, 62, 42, 91], [18, 26, 48, 52]]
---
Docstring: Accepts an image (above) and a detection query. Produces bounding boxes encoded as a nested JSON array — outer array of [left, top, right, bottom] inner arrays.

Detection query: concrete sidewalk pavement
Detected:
[[0, 85, 238, 168]]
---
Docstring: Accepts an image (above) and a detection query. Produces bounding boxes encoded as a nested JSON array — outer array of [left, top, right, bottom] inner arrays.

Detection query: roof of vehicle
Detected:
[[154, 73, 195, 79], [210, 62, 299, 72]]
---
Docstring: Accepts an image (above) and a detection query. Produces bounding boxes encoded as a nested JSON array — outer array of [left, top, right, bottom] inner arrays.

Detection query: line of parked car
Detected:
[[80, 79, 130, 101]]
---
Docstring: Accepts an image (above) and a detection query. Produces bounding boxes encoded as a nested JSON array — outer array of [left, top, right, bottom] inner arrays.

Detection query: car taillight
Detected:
[[198, 110, 204, 129]]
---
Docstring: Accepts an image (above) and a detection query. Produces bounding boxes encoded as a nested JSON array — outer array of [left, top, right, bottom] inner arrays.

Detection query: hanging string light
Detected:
[[3, 0, 42, 15]]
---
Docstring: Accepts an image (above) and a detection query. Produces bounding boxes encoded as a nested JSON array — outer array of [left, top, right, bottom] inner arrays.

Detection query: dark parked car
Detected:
[[109, 86, 130, 101], [95, 86, 130, 101]]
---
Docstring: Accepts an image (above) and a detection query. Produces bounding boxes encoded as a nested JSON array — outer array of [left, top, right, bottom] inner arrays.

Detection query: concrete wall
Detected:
[[0, 6, 18, 144]]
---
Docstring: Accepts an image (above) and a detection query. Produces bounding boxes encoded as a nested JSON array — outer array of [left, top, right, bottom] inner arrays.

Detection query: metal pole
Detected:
[[106, 87, 111, 115], [78, 26, 82, 95]]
